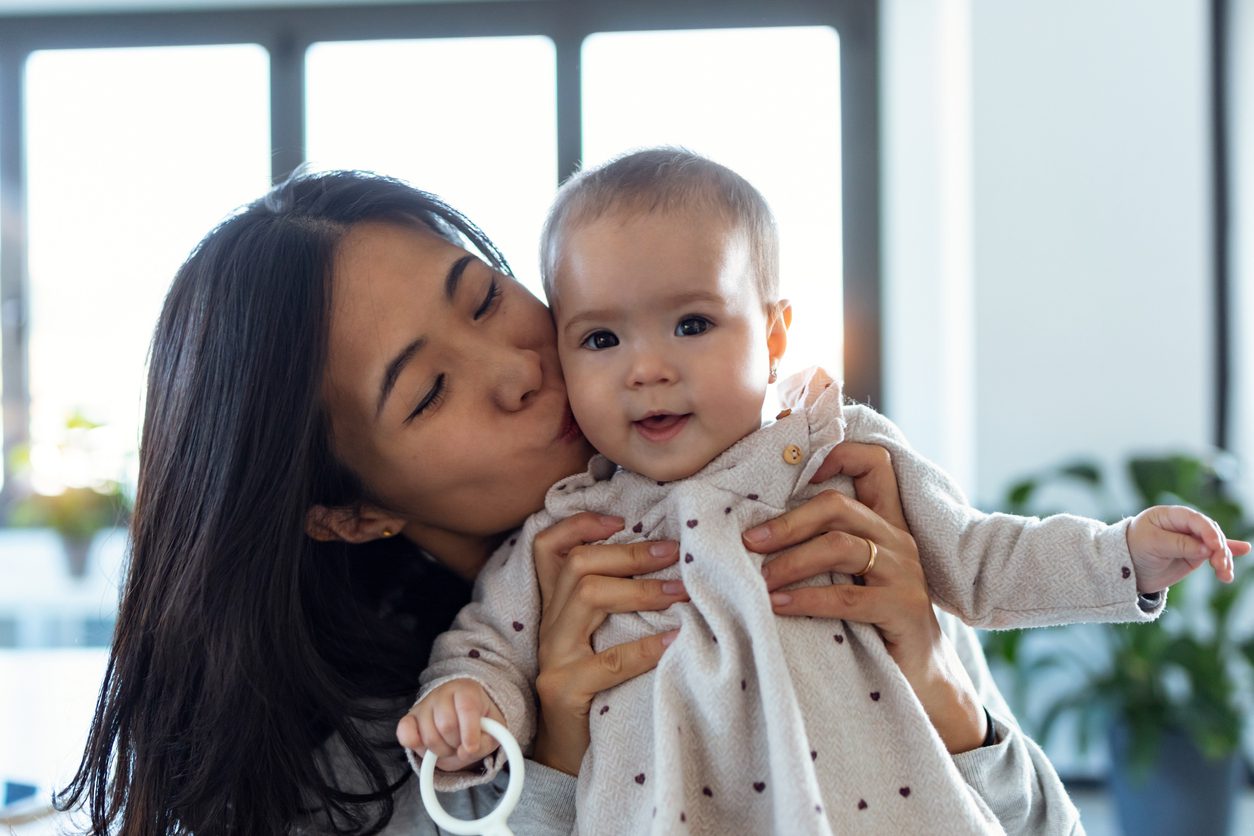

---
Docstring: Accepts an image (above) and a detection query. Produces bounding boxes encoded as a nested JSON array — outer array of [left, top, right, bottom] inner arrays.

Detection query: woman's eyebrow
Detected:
[[375, 253, 475, 418], [443, 253, 475, 301], [376, 336, 425, 419]]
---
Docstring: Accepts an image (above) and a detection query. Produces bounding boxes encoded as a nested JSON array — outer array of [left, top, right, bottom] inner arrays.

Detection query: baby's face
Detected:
[[551, 208, 784, 482]]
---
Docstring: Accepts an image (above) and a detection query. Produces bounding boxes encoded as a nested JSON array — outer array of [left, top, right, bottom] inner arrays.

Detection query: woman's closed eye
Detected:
[[581, 330, 620, 351], [474, 275, 502, 320], [675, 316, 712, 337], [405, 373, 446, 423]]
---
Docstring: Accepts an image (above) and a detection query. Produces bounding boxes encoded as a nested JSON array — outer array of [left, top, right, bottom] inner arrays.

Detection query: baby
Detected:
[[400, 148, 1242, 834]]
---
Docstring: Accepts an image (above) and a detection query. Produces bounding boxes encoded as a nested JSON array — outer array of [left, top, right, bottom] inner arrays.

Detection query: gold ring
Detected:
[[854, 537, 877, 577]]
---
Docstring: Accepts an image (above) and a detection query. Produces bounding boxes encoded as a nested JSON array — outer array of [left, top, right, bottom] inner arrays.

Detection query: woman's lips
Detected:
[[557, 405, 584, 443], [633, 413, 690, 443]]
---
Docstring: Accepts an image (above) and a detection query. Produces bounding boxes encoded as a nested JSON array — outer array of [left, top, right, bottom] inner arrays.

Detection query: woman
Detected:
[[58, 170, 1078, 834]]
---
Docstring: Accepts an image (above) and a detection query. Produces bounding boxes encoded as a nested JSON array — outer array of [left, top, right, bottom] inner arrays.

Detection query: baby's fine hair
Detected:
[[540, 147, 780, 304]]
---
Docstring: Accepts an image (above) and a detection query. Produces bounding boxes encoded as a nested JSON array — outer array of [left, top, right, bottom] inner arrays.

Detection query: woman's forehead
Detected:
[[333, 220, 465, 294], [324, 223, 462, 403]]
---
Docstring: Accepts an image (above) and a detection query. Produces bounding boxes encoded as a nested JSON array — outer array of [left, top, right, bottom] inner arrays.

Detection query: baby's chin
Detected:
[[614, 451, 707, 485]]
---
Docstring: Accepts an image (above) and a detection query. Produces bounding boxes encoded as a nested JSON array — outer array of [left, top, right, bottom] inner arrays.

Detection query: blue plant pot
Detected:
[[1108, 722, 1243, 836]]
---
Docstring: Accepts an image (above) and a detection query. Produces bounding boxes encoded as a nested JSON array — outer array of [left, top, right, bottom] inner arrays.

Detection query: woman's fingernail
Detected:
[[744, 525, 770, 544], [650, 540, 678, 558], [661, 629, 680, 647], [770, 592, 792, 606], [600, 514, 624, 527], [662, 580, 685, 595]]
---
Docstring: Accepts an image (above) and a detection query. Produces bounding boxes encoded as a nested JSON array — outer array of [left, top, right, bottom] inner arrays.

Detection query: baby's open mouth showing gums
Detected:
[[633, 413, 691, 443]]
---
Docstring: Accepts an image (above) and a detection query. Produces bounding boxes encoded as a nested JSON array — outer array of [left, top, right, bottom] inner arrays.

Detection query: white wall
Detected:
[[884, 0, 1213, 511], [882, 0, 977, 494], [882, 0, 1217, 780]]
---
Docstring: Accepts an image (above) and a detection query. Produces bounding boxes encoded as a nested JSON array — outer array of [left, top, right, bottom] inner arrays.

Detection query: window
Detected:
[[0, 1, 876, 795], [24, 44, 270, 493], [306, 36, 556, 293]]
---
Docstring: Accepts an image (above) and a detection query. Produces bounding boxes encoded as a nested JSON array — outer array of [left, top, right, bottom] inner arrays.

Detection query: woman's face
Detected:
[[321, 220, 594, 561]]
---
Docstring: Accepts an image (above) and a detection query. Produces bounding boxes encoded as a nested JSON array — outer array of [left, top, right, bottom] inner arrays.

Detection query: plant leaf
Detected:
[[1006, 479, 1037, 513], [1058, 461, 1102, 486]]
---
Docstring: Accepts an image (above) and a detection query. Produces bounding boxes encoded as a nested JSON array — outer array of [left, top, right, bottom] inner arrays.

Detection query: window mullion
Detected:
[[554, 30, 583, 185], [269, 30, 306, 184], [0, 48, 30, 498]]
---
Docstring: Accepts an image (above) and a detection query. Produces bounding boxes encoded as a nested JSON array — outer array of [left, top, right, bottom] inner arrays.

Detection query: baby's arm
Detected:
[[838, 405, 1243, 628], [397, 678, 506, 773], [401, 515, 550, 789]]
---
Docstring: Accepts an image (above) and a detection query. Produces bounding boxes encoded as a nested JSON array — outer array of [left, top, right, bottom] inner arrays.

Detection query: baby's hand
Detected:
[[396, 679, 505, 773], [1126, 505, 1251, 592]]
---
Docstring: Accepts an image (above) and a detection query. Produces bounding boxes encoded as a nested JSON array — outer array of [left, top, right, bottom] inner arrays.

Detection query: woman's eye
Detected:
[[473, 277, 502, 320], [581, 331, 620, 351], [675, 316, 711, 337], [405, 374, 445, 423]]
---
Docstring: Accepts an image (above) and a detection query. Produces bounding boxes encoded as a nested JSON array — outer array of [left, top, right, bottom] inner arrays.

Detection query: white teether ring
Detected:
[[418, 717, 524, 836]]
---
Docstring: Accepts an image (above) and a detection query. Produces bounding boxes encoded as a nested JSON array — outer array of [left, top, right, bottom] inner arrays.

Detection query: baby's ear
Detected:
[[305, 504, 407, 543], [767, 300, 792, 365]]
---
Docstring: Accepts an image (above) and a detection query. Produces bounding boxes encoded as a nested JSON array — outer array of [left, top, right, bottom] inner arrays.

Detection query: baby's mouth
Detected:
[[633, 412, 691, 443]]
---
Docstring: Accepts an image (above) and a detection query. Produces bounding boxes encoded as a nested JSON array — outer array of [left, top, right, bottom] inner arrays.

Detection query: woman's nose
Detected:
[[491, 345, 543, 411]]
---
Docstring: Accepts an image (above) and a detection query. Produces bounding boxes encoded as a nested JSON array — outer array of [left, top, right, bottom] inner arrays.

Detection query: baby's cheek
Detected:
[[566, 383, 620, 456], [559, 355, 594, 417]]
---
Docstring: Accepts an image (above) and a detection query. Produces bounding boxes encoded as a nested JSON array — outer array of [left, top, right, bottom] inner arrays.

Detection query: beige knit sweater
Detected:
[[415, 370, 1153, 834]]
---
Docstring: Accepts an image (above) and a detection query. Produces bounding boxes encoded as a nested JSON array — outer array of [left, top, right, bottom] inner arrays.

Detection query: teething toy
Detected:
[[418, 717, 524, 836]]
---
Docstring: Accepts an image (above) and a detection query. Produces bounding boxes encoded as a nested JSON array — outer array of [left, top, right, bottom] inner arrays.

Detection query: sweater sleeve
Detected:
[[487, 759, 578, 835], [406, 514, 549, 792], [842, 404, 1161, 629], [939, 611, 1083, 836]]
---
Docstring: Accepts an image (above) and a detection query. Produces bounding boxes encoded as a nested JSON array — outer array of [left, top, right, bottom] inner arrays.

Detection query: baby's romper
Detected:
[[416, 369, 1156, 835]]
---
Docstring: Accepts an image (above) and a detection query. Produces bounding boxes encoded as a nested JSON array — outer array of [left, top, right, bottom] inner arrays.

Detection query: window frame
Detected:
[[0, 0, 881, 498]]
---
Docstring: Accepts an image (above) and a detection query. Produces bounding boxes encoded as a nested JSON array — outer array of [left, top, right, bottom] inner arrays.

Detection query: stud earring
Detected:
[[768, 363, 778, 384], [382, 529, 393, 538]]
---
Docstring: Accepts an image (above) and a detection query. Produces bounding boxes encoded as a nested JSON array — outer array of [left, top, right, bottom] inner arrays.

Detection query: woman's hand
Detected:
[[529, 513, 686, 774], [744, 442, 988, 754]]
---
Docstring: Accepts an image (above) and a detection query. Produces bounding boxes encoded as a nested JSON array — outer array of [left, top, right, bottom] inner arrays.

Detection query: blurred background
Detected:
[[0, 1, 1250, 833]]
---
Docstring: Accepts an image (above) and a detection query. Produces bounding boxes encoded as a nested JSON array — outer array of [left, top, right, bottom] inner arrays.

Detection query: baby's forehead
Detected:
[[557, 202, 750, 262]]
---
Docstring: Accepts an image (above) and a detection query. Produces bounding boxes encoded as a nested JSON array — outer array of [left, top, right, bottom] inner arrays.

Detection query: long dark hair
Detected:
[[55, 171, 512, 834]]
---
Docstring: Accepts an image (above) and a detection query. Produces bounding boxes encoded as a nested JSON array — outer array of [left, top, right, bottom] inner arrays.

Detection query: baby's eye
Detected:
[[581, 330, 619, 350], [675, 316, 711, 337]]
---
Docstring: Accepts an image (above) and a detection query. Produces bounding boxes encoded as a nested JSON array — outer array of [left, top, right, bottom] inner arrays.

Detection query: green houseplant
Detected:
[[6, 413, 132, 578], [9, 483, 129, 577], [984, 452, 1253, 835]]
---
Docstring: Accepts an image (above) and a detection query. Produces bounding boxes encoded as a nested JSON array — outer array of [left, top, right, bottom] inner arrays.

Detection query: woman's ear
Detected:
[[305, 503, 408, 543], [767, 300, 792, 368]]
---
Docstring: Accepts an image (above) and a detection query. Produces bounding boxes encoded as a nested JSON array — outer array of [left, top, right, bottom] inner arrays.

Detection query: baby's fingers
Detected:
[[1220, 539, 1251, 584], [418, 710, 457, 759], [454, 688, 485, 756], [396, 712, 422, 750], [1150, 505, 1223, 545], [431, 699, 466, 754], [1146, 505, 1241, 583]]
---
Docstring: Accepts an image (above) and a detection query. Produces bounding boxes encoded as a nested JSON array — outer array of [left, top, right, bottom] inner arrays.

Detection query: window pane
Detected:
[[15, 42, 269, 798], [582, 27, 842, 381], [306, 37, 556, 296], [25, 45, 271, 494]]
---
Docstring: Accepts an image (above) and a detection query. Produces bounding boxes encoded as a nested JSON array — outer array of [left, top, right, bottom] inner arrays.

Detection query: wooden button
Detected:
[[782, 444, 803, 465], [775, 408, 792, 420]]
